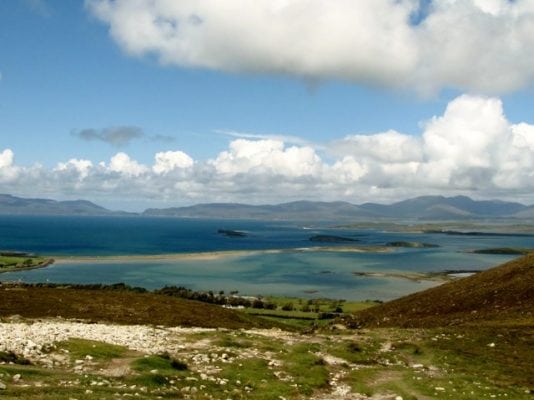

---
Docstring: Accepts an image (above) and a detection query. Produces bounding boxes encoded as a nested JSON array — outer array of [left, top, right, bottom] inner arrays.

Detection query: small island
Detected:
[[0, 251, 53, 273], [309, 235, 359, 243], [386, 241, 440, 248], [471, 248, 532, 255], [217, 229, 248, 238]]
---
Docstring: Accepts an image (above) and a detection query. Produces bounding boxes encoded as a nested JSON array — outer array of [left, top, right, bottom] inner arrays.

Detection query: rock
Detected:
[[0, 381, 6, 390], [12, 374, 21, 383]]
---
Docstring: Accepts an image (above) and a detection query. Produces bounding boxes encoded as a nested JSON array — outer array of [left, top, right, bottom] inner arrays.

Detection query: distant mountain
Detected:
[[144, 196, 530, 221], [360, 195, 527, 219], [0, 194, 129, 216], [0, 194, 531, 220], [143, 200, 376, 220]]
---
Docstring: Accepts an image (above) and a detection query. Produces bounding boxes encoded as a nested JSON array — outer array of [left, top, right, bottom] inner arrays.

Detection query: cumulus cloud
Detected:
[[54, 159, 93, 180], [0, 149, 19, 183], [211, 139, 323, 178], [153, 151, 193, 174], [86, 0, 534, 94], [331, 130, 422, 163], [107, 152, 148, 176], [3, 95, 534, 205]]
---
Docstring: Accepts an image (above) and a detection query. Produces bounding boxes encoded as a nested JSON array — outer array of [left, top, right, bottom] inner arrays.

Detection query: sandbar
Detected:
[[53, 246, 391, 264]]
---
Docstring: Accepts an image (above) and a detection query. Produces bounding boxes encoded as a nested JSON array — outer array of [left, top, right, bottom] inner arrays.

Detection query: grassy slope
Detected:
[[0, 286, 280, 330], [351, 254, 534, 328]]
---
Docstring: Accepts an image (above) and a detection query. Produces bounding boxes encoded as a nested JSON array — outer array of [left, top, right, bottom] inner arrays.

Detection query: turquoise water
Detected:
[[0, 216, 531, 300]]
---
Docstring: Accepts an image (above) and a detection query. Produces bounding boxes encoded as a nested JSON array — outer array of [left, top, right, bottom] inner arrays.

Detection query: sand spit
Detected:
[[53, 246, 391, 264]]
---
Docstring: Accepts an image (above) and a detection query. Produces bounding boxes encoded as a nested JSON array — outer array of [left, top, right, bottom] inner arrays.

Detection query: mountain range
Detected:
[[143, 195, 533, 220], [0, 193, 532, 220], [0, 194, 129, 216]]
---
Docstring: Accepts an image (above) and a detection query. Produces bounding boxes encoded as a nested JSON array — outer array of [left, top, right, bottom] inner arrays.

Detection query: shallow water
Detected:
[[0, 216, 529, 300]]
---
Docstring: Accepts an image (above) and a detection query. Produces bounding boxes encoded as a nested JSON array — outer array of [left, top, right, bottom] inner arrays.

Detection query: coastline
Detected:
[[0, 258, 54, 275]]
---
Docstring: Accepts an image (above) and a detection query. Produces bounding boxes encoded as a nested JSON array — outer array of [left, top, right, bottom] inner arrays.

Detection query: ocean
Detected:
[[0, 215, 530, 300]]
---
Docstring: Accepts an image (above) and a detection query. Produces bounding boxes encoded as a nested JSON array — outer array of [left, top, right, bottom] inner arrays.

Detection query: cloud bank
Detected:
[[86, 0, 534, 94], [1, 95, 534, 206]]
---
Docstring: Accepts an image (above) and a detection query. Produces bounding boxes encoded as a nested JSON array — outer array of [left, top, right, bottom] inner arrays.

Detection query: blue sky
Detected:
[[1, 0, 534, 210]]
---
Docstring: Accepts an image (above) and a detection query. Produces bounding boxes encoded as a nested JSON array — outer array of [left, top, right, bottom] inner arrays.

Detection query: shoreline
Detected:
[[0, 258, 54, 274]]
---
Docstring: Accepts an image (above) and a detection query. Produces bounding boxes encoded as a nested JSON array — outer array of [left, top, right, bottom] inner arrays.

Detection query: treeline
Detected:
[[154, 286, 277, 309], [0, 282, 148, 293]]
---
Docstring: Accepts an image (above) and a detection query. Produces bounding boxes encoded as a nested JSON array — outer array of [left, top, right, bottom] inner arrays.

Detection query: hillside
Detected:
[[0, 194, 128, 216], [0, 284, 277, 330], [351, 254, 534, 328]]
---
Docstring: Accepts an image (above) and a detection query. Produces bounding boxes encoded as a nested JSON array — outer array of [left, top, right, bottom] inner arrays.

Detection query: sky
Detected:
[[1, 0, 534, 211]]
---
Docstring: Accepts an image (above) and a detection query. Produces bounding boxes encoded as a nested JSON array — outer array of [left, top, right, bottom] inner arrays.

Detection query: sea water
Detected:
[[0, 215, 530, 300]]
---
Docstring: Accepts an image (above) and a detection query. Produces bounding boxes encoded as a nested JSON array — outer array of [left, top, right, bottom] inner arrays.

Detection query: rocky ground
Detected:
[[1, 317, 532, 399]]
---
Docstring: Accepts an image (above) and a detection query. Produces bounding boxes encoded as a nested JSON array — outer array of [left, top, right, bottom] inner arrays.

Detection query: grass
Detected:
[[55, 338, 127, 361], [0, 255, 48, 272], [241, 297, 379, 330], [281, 343, 330, 395], [0, 284, 282, 330], [0, 325, 532, 399], [351, 254, 534, 328], [131, 354, 188, 373]]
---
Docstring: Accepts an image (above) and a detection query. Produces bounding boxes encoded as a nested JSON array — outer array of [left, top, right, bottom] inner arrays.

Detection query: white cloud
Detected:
[[2, 94, 534, 205], [216, 129, 310, 146], [331, 130, 422, 163], [107, 152, 148, 177], [211, 139, 322, 177], [55, 159, 93, 180], [86, 0, 534, 94], [153, 150, 193, 174], [0, 149, 19, 182]]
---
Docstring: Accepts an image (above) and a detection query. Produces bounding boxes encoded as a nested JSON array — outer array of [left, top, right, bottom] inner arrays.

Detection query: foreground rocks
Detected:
[[0, 317, 531, 400]]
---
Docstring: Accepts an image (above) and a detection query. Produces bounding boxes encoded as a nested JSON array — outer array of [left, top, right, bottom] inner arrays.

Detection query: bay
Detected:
[[0, 215, 530, 300]]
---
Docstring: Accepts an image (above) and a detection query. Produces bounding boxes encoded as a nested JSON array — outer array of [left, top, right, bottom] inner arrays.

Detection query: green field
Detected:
[[0, 254, 48, 272], [240, 296, 380, 329]]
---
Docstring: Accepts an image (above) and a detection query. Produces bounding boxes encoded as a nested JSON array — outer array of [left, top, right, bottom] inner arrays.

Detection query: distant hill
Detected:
[[0, 194, 129, 216], [144, 195, 530, 221], [359, 195, 527, 219], [143, 200, 377, 220], [350, 254, 534, 328], [513, 205, 534, 219]]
